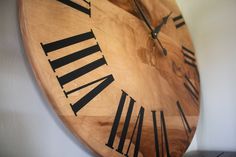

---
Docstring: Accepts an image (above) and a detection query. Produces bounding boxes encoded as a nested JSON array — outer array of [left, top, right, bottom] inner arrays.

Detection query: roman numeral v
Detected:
[[152, 110, 171, 157]]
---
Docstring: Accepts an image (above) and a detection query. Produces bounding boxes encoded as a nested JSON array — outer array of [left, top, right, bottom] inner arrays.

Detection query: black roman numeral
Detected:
[[41, 30, 114, 115], [69, 74, 114, 116], [173, 14, 185, 29], [184, 75, 199, 101], [106, 90, 145, 157], [152, 111, 160, 157], [57, 0, 91, 17], [152, 111, 170, 157], [176, 101, 192, 134], [182, 46, 200, 80], [182, 46, 197, 68], [40, 30, 103, 86], [160, 111, 171, 157], [56, 55, 106, 87], [41, 30, 95, 55]]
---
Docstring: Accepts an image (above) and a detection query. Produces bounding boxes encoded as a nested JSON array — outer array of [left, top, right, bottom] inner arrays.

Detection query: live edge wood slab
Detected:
[[19, 0, 200, 157]]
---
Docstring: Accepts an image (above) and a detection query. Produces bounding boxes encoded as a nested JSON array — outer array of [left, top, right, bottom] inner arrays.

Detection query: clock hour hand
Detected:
[[133, 0, 153, 33], [152, 12, 172, 38], [155, 38, 167, 56]]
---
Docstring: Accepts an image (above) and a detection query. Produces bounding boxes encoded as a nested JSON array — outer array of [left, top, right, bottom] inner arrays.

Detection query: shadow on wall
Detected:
[[0, 0, 94, 157]]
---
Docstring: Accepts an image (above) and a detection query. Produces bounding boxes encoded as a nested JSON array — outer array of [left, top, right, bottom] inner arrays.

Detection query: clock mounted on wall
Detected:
[[19, 0, 200, 156]]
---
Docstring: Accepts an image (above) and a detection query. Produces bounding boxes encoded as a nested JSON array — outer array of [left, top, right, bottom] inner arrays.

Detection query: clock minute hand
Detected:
[[152, 12, 172, 38], [134, 0, 153, 33]]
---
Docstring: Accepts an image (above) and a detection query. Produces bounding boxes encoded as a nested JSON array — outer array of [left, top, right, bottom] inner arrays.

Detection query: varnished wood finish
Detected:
[[19, 0, 200, 157]]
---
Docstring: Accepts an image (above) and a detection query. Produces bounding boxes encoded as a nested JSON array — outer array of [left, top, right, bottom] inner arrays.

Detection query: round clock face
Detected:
[[19, 0, 200, 157]]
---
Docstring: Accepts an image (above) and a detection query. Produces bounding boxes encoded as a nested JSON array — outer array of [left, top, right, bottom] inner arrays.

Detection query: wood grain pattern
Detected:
[[19, 0, 200, 157]]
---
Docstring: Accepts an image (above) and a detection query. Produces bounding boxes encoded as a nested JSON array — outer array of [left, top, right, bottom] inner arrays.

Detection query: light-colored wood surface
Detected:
[[19, 0, 200, 156]]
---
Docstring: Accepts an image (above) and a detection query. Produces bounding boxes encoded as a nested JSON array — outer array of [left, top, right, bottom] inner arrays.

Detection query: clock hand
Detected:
[[155, 38, 167, 56], [152, 12, 172, 38], [133, 0, 167, 56], [133, 0, 153, 32], [152, 12, 172, 56]]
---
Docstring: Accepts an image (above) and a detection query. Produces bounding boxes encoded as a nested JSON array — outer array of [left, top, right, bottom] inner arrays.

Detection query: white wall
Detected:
[[0, 0, 236, 157], [0, 0, 93, 157], [177, 0, 236, 151]]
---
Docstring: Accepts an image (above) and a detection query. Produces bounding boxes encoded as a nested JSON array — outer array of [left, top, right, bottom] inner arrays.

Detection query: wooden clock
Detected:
[[19, 0, 200, 156]]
